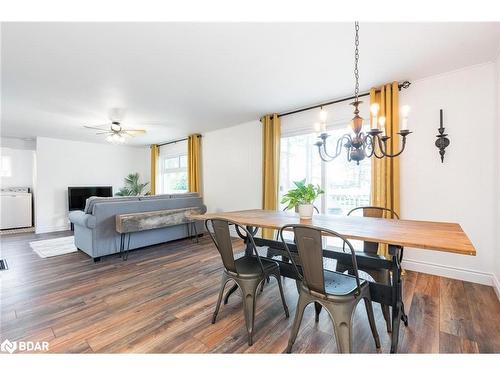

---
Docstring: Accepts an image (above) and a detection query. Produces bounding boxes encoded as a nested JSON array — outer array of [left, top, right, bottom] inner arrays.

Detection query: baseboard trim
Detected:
[[35, 225, 70, 234], [402, 258, 495, 287], [493, 275, 500, 301]]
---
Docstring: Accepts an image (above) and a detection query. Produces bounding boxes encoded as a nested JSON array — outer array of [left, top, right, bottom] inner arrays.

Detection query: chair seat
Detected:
[[324, 270, 366, 296], [234, 256, 278, 277]]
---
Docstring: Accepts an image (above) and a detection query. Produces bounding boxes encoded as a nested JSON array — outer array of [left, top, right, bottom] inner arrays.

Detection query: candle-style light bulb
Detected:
[[401, 105, 410, 130], [379, 116, 386, 135], [370, 103, 379, 129], [319, 107, 328, 122], [401, 105, 410, 117]]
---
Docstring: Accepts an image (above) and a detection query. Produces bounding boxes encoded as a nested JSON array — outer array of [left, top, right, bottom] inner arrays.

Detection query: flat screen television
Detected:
[[68, 186, 113, 211]]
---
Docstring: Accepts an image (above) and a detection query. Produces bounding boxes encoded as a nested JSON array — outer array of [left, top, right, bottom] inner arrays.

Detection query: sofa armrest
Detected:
[[69, 210, 97, 229]]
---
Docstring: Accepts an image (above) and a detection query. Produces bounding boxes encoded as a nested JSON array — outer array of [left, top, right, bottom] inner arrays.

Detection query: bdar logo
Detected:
[[1, 339, 17, 354]]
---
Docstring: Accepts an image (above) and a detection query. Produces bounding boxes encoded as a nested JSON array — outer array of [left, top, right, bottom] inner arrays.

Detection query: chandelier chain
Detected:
[[354, 21, 360, 102]]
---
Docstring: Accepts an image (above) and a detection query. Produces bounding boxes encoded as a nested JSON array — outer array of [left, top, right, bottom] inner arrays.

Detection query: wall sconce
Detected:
[[435, 109, 450, 163]]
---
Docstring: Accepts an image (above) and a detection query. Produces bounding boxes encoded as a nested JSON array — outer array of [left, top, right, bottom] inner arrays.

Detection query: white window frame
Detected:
[[157, 141, 188, 194]]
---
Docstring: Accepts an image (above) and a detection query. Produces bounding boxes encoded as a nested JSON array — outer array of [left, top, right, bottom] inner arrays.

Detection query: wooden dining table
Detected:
[[192, 209, 476, 353]]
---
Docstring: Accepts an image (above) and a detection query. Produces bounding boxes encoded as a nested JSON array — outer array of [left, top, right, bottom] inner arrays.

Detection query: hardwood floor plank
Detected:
[[439, 331, 479, 353], [413, 271, 440, 298], [399, 273, 440, 353], [439, 277, 475, 340], [463, 281, 500, 353]]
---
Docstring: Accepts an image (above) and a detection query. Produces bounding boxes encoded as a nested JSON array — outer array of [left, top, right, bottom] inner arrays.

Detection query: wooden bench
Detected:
[[115, 206, 204, 260]]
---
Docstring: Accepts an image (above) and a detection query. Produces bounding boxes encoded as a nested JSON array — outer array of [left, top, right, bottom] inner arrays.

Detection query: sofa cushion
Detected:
[[69, 210, 97, 228], [84, 196, 140, 214], [137, 194, 172, 201], [169, 193, 199, 199], [138, 193, 199, 201]]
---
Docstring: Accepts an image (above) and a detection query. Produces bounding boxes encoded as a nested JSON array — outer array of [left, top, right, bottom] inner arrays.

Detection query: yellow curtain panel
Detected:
[[188, 134, 202, 193], [150, 144, 159, 195], [261, 114, 281, 239], [370, 82, 401, 258]]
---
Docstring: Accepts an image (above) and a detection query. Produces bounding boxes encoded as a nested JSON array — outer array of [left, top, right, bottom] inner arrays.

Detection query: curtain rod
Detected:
[[156, 134, 201, 147], [278, 81, 411, 118]]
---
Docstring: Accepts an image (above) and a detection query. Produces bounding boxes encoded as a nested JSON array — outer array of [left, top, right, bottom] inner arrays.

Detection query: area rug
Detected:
[[29, 236, 77, 258]]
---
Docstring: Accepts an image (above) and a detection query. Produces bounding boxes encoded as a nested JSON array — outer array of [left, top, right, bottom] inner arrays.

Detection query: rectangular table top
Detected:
[[192, 209, 476, 256]]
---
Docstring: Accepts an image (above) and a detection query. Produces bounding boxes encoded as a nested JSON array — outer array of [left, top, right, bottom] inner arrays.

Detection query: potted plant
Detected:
[[280, 179, 324, 219], [115, 173, 150, 196]]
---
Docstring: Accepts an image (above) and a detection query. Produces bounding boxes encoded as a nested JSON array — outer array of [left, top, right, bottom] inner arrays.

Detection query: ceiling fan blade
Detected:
[[96, 131, 113, 135], [84, 124, 111, 130], [123, 129, 147, 135]]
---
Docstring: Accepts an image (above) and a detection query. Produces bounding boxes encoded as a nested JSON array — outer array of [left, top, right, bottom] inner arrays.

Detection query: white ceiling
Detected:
[[2, 22, 500, 146]]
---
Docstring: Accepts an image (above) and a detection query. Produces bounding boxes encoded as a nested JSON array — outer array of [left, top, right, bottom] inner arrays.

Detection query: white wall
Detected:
[[399, 63, 497, 285], [0, 146, 35, 190], [35, 137, 149, 233], [202, 121, 262, 213]]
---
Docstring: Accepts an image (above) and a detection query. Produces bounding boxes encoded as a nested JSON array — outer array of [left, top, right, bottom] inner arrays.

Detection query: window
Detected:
[[279, 127, 371, 216], [158, 141, 188, 194], [1, 156, 12, 177]]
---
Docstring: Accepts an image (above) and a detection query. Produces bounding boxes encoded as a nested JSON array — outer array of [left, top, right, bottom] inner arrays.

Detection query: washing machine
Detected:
[[0, 187, 32, 229]]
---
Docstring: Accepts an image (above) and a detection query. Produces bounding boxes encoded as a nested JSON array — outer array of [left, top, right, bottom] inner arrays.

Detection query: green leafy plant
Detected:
[[115, 173, 150, 196], [280, 179, 324, 210]]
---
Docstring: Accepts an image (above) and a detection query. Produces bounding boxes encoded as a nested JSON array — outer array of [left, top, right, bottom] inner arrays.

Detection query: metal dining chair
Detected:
[[205, 218, 289, 346], [279, 224, 380, 353], [336, 206, 401, 332]]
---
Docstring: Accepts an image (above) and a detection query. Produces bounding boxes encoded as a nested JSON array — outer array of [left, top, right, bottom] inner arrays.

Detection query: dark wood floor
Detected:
[[1, 230, 499, 353]]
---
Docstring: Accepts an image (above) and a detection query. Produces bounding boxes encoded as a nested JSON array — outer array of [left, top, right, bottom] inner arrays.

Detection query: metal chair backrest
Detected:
[[279, 224, 362, 296], [347, 206, 399, 254], [205, 218, 265, 276]]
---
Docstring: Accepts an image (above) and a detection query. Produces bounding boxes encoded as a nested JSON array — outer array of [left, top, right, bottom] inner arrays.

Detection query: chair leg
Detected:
[[212, 274, 230, 324], [240, 279, 260, 346], [366, 268, 392, 333], [314, 302, 322, 322], [295, 279, 301, 294], [286, 291, 309, 353], [382, 304, 392, 333], [271, 272, 289, 318], [223, 282, 238, 305], [363, 297, 381, 349], [327, 301, 357, 353], [258, 276, 271, 294]]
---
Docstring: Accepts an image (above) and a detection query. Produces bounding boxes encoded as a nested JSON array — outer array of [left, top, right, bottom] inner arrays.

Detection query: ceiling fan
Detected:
[[84, 109, 147, 144]]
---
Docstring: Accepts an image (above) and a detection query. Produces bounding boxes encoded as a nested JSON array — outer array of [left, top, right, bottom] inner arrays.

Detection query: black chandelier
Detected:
[[315, 22, 412, 165]]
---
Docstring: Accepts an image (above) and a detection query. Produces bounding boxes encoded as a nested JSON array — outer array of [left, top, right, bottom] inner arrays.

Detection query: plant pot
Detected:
[[298, 204, 314, 220]]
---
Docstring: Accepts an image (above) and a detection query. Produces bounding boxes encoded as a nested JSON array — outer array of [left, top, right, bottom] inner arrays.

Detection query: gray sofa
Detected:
[[69, 193, 206, 261]]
